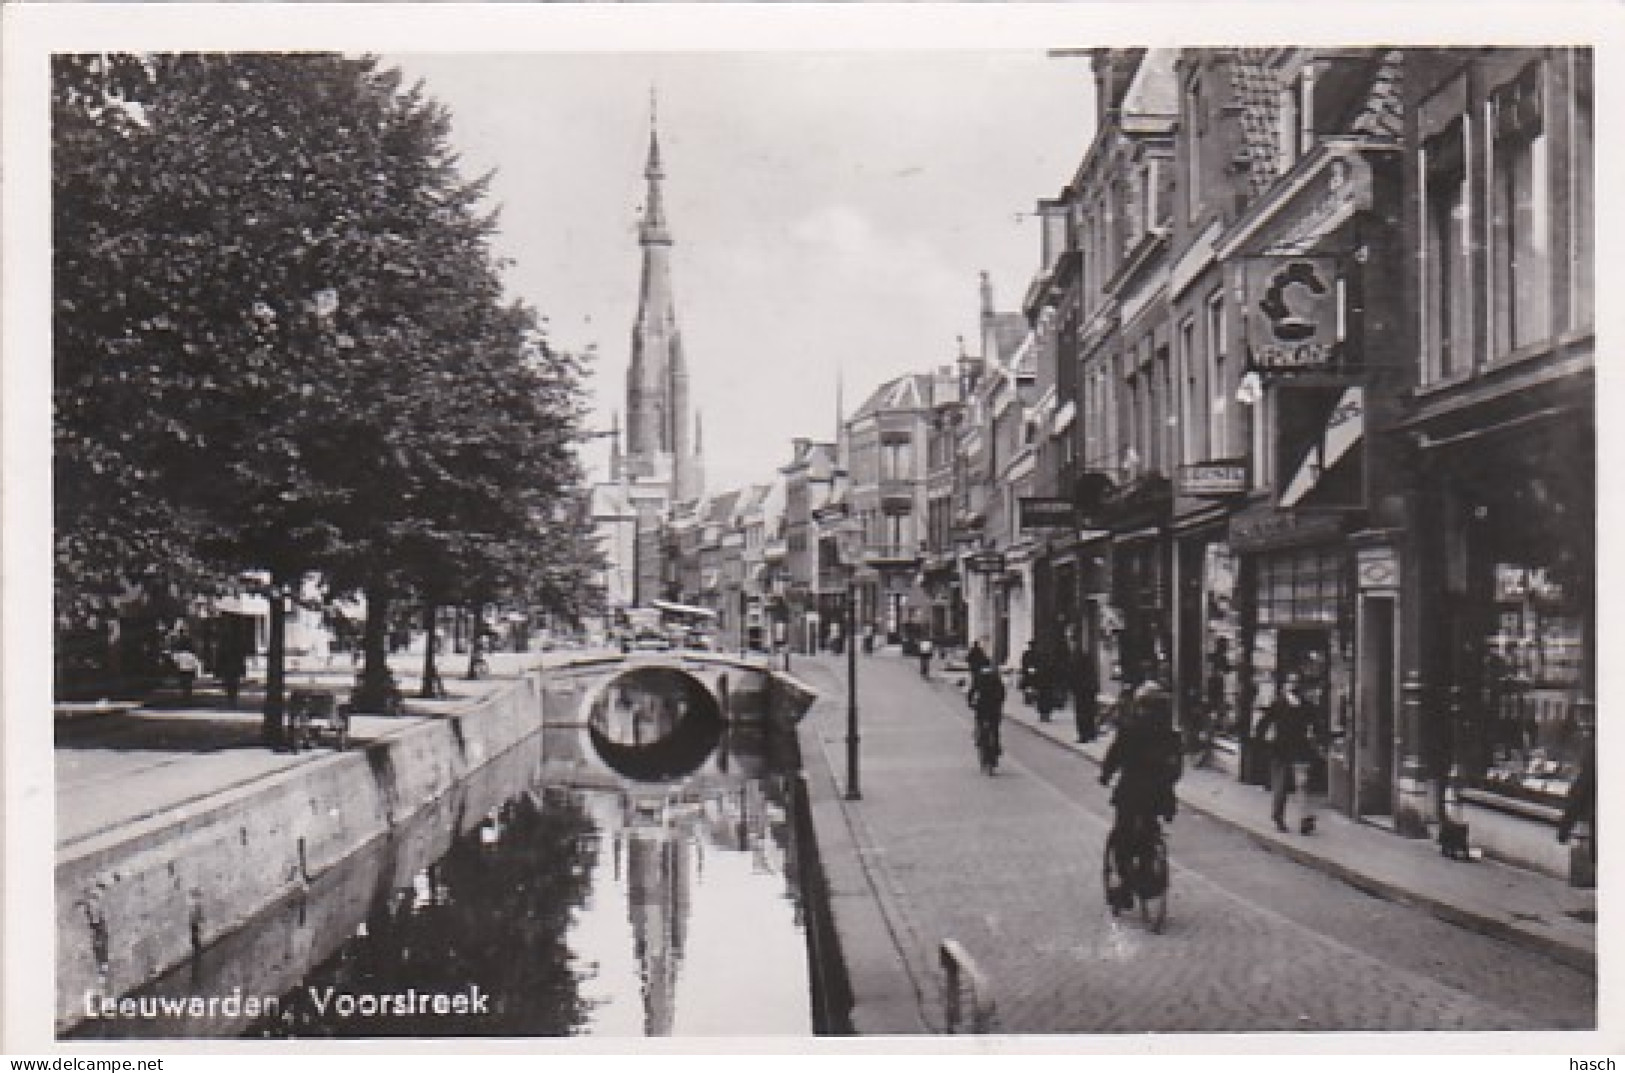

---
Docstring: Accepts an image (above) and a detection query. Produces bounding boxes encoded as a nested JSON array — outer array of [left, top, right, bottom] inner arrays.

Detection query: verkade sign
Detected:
[[1243, 255, 1341, 373]]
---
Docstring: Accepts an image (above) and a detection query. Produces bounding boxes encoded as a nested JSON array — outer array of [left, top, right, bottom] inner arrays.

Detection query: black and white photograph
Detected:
[[3, 1, 1617, 1058]]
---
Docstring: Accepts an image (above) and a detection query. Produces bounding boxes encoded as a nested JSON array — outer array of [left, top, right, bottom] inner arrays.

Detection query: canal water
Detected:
[[73, 666, 827, 1039]]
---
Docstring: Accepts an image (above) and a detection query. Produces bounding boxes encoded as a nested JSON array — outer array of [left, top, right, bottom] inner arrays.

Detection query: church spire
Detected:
[[624, 95, 700, 503], [640, 89, 670, 246]]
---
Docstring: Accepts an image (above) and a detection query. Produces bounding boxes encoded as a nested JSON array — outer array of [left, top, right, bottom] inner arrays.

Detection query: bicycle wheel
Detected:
[[1138, 838, 1169, 933], [1101, 836, 1121, 914]]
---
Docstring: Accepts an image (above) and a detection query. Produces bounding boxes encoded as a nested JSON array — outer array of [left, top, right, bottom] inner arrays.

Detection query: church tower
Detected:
[[622, 95, 703, 504]]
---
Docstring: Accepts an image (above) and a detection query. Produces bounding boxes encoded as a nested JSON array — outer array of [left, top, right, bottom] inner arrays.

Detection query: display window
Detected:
[[1475, 561, 1588, 803]]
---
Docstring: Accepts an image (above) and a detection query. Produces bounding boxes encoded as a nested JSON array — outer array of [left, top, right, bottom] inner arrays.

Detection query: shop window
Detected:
[[1476, 563, 1586, 802], [1423, 119, 1473, 382], [1489, 61, 1552, 356], [1254, 548, 1347, 628]]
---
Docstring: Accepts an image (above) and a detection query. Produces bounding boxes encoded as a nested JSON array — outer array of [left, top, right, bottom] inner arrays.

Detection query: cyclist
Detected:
[[967, 663, 1006, 774], [1098, 681, 1182, 911]]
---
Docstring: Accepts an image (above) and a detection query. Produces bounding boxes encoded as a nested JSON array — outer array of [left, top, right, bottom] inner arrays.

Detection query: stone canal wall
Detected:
[[55, 653, 807, 1036], [55, 672, 546, 1035]]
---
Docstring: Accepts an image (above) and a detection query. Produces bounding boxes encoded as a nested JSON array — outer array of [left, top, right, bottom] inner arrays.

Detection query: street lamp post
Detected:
[[837, 518, 863, 801], [846, 571, 860, 800]]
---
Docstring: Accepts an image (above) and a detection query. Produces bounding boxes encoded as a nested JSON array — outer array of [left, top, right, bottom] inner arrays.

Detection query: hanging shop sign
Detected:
[[1019, 497, 1076, 530], [1176, 461, 1249, 498], [1228, 506, 1344, 554], [1243, 255, 1341, 372], [966, 551, 1007, 574]]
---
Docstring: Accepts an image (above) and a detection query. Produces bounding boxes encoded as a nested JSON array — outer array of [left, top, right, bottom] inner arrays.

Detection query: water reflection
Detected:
[[586, 667, 723, 781], [246, 672, 811, 1038]]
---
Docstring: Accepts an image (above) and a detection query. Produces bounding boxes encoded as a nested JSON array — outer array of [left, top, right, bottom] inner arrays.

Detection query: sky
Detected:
[[387, 51, 1097, 494]]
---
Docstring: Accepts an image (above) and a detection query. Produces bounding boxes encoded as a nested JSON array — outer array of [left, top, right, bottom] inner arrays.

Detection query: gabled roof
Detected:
[[733, 482, 772, 522], [1122, 48, 1179, 116], [705, 489, 741, 525], [984, 313, 1028, 367], [852, 372, 933, 420], [589, 481, 634, 518]]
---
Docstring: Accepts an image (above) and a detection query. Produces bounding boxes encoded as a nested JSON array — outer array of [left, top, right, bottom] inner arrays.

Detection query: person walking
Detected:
[[1071, 637, 1099, 743], [216, 621, 248, 709], [918, 636, 934, 678], [966, 638, 991, 678], [1557, 738, 1595, 870], [1019, 641, 1042, 704], [1254, 672, 1318, 834]]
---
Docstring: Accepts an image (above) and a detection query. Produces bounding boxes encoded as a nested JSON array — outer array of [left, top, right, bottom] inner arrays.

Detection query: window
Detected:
[[1490, 61, 1551, 355], [1572, 49, 1594, 329], [1256, 548, 1347, 627], [1144, 157, 1165, 232], [1423, 119, 1473, 382], [1207, 293, 1229, 457], [1180, 317, 1203, 465], [1185, 72, 1204, 218], [1157, 345, 1175, 476], [880, 436, 913, 482]]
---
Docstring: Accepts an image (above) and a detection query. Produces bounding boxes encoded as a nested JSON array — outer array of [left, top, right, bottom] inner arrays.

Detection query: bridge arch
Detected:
[[581, 664, 727, 781]]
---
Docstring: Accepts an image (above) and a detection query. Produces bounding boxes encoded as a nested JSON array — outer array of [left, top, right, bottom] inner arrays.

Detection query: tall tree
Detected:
[[53, 53, 591, 738]]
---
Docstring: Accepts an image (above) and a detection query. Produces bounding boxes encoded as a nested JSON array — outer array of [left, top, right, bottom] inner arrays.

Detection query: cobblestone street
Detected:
[[796, 652, 1595, 1034]]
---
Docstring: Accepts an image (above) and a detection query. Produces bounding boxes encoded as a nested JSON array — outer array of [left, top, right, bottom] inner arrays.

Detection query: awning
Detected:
[[651, 598, 718, 621], [1281, 386, 1363, 508], [1052, 399, 1077, 436]]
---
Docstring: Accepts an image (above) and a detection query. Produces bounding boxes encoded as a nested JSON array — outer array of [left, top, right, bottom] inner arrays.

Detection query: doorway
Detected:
[[1356, 595, 1397, 818]]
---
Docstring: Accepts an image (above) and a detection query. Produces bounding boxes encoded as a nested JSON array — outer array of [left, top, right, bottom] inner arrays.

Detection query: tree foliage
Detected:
[[53, 53, 600, 711]]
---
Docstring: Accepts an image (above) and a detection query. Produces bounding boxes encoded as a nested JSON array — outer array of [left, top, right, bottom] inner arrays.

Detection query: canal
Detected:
[[71, 666, 836, 1039]]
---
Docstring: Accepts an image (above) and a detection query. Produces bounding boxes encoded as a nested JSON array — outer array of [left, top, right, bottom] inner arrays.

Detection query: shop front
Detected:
[[1229, 506, 1353, 800], [1100, 477, 1173, 688], [1419, 416, 1593, 817], [1173, 463, 1248, 742]]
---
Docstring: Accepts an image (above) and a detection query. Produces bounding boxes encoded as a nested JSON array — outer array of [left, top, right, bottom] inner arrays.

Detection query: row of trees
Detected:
[[53, 53, 602, 740]]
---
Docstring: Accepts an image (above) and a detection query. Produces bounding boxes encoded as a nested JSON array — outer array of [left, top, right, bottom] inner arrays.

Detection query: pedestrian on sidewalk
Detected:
[[1070, 631, 1099, 743], [918, 636, 934, 678], [967, 638, 990, 677], [1557, 739, 1595, 868], [1255, 672, 1318, 835], [216, 625, 248, 708], [1019, 641, 1042, 703]]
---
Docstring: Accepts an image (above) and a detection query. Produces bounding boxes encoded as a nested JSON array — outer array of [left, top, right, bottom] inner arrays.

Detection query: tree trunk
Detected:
[[466, 602, 483, 679], [420, 601, 441, 699], [262, 576, 287, 746], [352, 583, 397, 713]]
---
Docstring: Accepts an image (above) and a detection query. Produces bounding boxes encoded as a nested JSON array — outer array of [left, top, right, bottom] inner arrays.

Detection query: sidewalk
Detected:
[[54, 650, 573, 849], [981, 669, 1598, 973]]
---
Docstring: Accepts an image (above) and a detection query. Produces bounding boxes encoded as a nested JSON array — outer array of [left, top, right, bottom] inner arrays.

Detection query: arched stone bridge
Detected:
[[537, 652, 818, 788]]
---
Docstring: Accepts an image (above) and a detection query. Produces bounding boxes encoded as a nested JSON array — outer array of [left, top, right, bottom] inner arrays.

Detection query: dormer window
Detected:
[[1278, 62, 1318, 173]]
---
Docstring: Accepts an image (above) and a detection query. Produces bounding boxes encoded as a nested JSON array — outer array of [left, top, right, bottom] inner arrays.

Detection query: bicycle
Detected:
[[973, 716, 1002, 776], [1102, 814, 1169, 932]]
